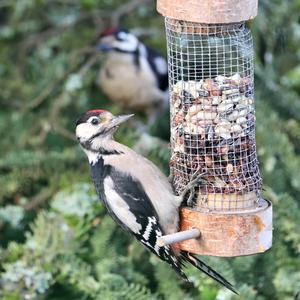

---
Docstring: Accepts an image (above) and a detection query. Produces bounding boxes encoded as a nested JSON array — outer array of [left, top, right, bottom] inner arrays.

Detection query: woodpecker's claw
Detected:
[[186, 188, 196, 207], [180, 170, 206, 206]]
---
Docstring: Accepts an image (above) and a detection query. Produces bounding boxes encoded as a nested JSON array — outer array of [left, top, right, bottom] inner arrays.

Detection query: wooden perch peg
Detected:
[[157, 228, 200, 246]]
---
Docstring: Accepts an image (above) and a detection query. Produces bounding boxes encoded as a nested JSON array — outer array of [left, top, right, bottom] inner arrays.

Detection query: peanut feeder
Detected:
[[157, 0, 272, 257]]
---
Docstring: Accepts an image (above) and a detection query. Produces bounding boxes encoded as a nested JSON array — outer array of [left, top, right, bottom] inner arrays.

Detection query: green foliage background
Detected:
[[0, 0, 300, 299]]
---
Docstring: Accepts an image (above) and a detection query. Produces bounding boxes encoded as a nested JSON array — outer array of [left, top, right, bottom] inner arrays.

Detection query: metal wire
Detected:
[[166, 18, 262, 211]]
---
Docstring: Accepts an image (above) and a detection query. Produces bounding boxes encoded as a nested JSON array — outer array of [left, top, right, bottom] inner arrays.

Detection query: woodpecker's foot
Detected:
[[186, 187, 196, 207], [180, 171, 206, 206]]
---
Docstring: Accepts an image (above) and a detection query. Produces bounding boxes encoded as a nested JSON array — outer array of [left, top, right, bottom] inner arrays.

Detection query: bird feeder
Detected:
[[157, 0, 272, 257]]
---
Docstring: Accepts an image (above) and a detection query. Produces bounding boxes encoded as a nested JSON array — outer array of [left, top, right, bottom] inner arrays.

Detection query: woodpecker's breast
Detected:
[[99, 53, 166, 110]]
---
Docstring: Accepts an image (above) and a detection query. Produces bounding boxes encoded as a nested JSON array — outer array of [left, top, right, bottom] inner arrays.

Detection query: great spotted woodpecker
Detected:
[[75, 109, 237, 294], [96, 28, 168, 120]]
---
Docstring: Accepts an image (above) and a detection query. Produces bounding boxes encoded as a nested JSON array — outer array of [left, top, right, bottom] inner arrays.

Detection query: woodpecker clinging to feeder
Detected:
[[96, 28, 169, 122], [75, 109, 237, 293]]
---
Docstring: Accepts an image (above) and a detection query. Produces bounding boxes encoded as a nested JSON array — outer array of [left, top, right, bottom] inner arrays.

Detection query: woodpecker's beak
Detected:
[[107, 114, 134, 131], [96, 43, 114, 51]]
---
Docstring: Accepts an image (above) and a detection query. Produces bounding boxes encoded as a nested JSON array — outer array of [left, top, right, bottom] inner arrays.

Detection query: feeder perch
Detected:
[[157, 0, 272, 257]]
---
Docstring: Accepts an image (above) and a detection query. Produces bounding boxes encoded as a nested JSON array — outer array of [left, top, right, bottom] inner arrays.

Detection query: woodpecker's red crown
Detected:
[[76, 109, 109, 127], [100, 27, 118, 37], [99, 27, 128, 38], [88, 109, 107, 114]]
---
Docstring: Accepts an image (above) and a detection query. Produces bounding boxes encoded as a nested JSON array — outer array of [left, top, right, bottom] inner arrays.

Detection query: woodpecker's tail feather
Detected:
[[180, 251, 238, 295]]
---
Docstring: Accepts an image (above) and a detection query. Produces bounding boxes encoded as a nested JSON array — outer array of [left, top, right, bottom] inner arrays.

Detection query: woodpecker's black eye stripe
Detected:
[[76, 111, 102, 126]]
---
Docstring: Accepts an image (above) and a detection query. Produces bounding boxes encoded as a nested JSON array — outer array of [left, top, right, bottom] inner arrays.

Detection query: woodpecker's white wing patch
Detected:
[[104, 176, 142, 234], [153, 57, 167, 75]]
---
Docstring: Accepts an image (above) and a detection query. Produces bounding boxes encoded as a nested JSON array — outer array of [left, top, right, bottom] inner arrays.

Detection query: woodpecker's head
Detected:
[[96, 27, 139, 54], [76, 109, 133, 150]]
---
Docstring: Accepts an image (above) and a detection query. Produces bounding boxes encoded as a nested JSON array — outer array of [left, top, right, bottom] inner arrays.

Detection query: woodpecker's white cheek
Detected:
[[115, 37, 138, 52], [104, 177, 142, 234], [76, 123, 99, 141]]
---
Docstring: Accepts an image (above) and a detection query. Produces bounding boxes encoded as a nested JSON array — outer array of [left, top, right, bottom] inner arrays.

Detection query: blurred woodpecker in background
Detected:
[[96, 28, 169, 126]]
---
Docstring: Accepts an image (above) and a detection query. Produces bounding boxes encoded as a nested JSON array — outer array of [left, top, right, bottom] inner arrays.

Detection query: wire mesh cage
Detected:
[[167, 18, 262, 211], [157, 0, 272, 257]]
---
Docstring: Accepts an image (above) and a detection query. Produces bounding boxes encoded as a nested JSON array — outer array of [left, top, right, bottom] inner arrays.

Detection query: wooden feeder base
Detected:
[[176, 199, 272, 257]]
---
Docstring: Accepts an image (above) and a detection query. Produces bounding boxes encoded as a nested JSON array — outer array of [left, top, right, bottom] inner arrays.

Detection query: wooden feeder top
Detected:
[[157, 0, 258, 24]]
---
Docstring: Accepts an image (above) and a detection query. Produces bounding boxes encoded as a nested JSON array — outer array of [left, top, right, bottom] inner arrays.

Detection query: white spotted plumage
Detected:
[[142, 216, 157, 240]]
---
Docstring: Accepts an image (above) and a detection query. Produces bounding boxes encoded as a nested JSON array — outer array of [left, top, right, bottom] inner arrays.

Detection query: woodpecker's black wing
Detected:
[[108, 166, 187, 275], [107, 167, 237, 292], [90, 159, 186, 278], [90, 158, 236, 292], [144, 46, 168, 91]]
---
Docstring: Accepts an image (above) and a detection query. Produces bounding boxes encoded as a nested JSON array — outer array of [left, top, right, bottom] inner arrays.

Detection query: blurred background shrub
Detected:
[[0, 0, 299, 299]]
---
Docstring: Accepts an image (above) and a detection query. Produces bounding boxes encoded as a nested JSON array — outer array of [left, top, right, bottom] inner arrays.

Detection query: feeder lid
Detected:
[[157, 0, 258, 24]]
